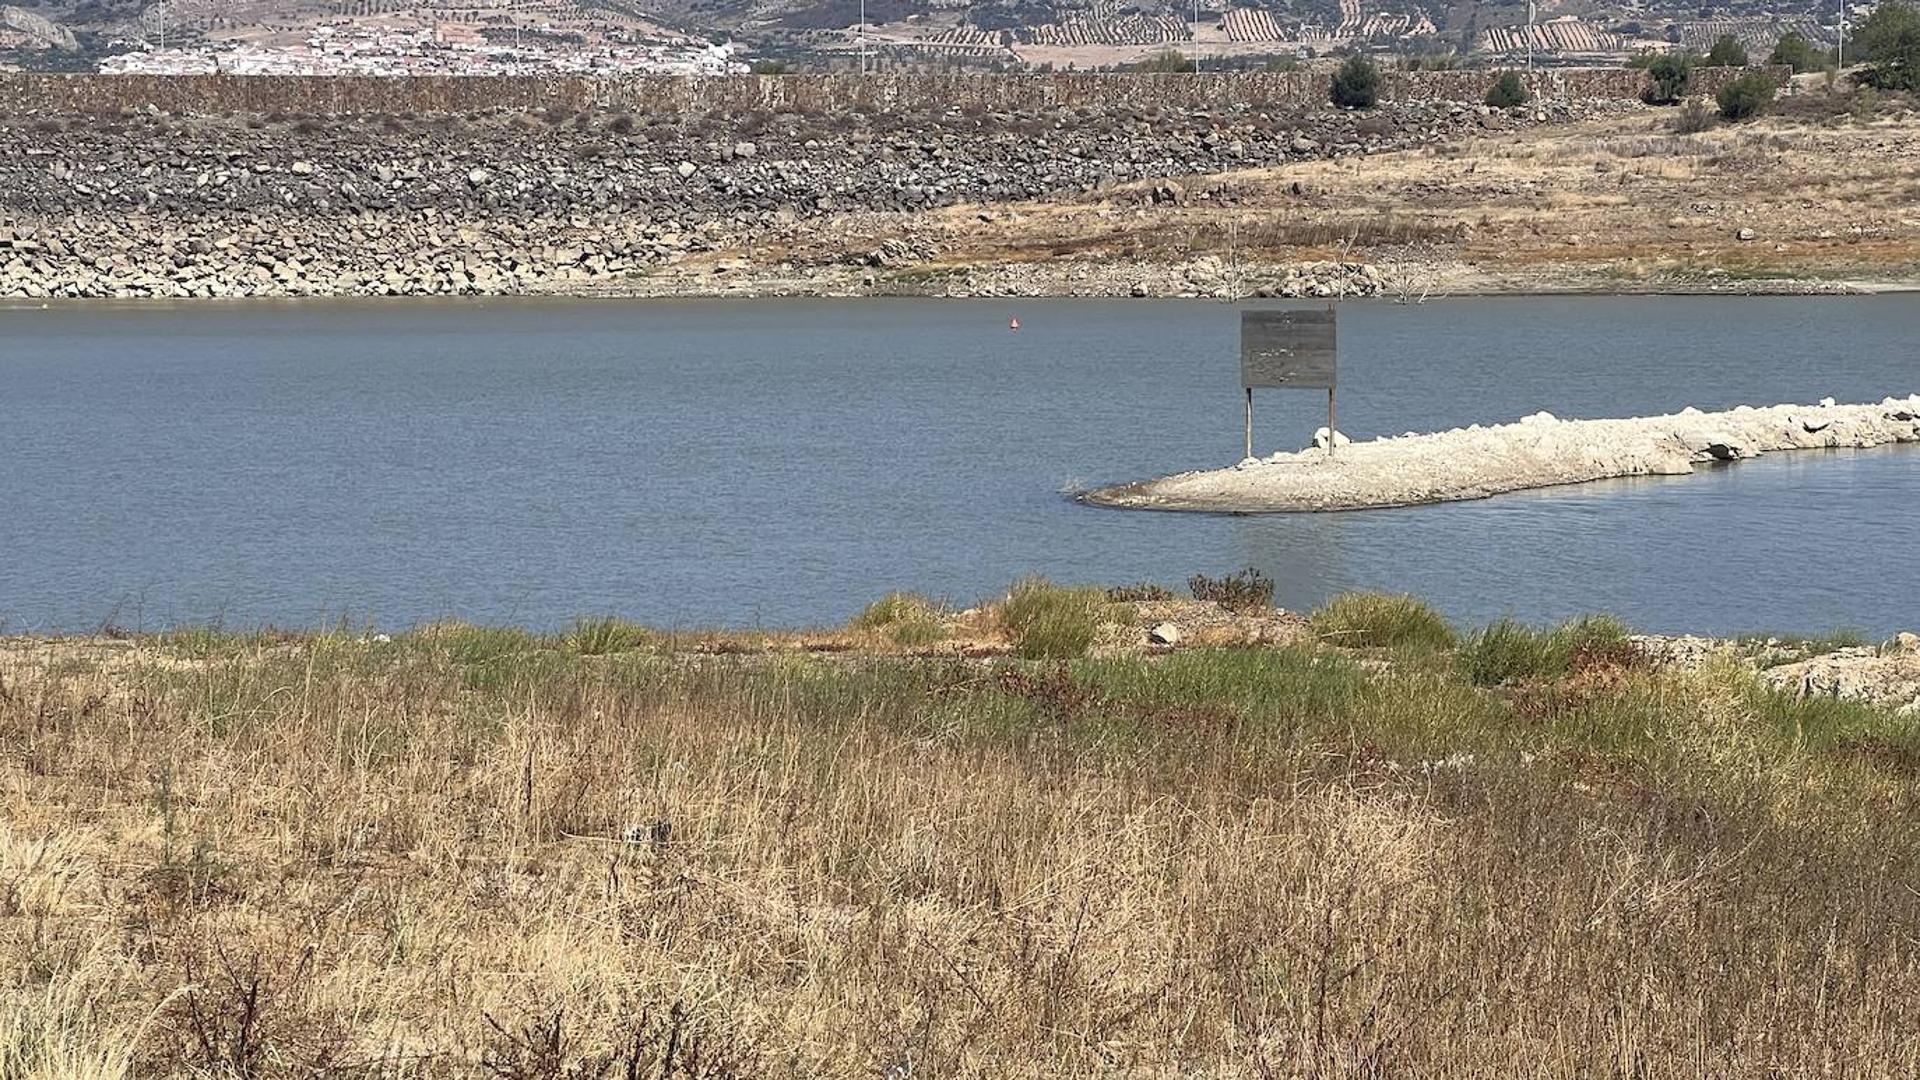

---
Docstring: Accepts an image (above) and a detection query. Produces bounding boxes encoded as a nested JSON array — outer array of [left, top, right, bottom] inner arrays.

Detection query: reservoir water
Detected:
[[2, 295, 1916, 636]]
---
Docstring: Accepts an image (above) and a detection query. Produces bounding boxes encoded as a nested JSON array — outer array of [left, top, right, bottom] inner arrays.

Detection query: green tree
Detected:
[[1642, 52, 1694, 103], [1330, 53, 1381, 107], [1852, 0, 1920, 90], [1485, 69, 1530, 107], [1768, 30, 1830, 73], [1716, 70, 1778, 119], [1705, 34, 1750, 66]]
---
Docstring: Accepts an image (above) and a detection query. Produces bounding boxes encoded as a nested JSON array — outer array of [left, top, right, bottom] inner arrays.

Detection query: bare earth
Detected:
[[1084, 396, 1920, 512], [610, 100, 1920, 299]]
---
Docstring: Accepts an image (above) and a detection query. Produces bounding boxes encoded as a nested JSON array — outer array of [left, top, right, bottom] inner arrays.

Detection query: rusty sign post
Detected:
[[1240, 307, 1337, 459]]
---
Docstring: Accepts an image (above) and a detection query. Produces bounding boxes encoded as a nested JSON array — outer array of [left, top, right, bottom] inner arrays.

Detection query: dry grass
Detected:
[[3, 621, 1920, 1076]]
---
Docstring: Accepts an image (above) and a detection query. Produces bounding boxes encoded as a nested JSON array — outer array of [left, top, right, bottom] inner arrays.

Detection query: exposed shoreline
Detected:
[[1083, 396, 1920, 514]]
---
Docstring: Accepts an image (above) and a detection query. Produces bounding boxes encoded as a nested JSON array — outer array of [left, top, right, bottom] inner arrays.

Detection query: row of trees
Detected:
[[1639, 52, 1778, 119], [1639, 0, 1919, 91], [1325, 55, 1534, 109]]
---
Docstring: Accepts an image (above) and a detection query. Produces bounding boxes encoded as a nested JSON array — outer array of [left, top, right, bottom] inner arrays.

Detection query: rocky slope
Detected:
[[0, 98, 1606, 298]]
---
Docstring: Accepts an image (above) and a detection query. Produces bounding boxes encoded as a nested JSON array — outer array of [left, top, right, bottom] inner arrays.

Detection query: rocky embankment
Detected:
[[1085, 396, 1920, 513], [1639, 632, 1920, 716], [0, 99, 1609, 299]]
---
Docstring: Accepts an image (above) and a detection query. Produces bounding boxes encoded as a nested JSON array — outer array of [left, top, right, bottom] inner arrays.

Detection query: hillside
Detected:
[[0, 0, 1844, 74]]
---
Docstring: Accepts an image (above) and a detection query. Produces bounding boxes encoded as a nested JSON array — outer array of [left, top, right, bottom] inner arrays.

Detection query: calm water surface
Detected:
[[2, 295, 1916, 635]]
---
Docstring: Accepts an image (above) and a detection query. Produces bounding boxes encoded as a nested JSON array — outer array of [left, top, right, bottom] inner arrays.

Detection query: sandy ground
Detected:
[[1084, 395, 1920, 512]]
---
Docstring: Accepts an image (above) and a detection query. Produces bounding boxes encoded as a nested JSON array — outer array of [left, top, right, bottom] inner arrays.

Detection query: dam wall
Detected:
[[0, 68, 1790, 117]]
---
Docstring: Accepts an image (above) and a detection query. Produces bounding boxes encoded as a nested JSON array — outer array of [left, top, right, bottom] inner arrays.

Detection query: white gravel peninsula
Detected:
[[1084, 397, 1920, 513]]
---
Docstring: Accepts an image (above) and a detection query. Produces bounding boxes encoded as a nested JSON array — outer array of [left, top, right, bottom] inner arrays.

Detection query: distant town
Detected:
[[0, 0, 1860, 76]]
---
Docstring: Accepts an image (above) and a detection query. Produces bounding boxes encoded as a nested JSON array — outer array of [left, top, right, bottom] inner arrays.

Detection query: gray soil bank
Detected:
[[0, 100, 1597, 299], [1084, 396, 1920, 513]]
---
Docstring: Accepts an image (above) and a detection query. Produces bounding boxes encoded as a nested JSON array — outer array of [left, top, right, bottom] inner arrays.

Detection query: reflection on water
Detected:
[[1, 295, 1916, 635]]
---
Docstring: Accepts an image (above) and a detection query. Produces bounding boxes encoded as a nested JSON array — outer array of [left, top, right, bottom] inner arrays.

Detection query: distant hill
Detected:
[[0, 0, 1842, 73]]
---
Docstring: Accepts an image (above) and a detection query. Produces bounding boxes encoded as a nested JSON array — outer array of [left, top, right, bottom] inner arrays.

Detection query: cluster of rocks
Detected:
[[1635, 632, 1920, 716], [0, 97, 1613, 299]]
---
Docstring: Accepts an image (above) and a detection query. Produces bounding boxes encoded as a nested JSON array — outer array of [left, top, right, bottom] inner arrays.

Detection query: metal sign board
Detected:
[[1241, 310, 1336, 390]]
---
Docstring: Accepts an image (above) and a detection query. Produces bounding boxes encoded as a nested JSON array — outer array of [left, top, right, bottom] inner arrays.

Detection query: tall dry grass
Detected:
[[1, 630, 1918, 1076]]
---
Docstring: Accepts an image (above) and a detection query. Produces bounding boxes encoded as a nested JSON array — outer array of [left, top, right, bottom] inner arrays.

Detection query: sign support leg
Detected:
[[1244, 388, 1254, 460], [1327, 388, 1337, 459]]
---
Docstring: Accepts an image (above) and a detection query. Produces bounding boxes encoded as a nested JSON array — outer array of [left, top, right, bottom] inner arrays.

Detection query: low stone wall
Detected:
[[0, 67, 1790, 117]]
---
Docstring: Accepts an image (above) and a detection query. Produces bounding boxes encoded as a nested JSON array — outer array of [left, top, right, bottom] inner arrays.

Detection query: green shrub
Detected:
[[1769, 31, 1830, 73], [1188, 568, 1275, 612], [1485, 70, 1530, 108], [999, 578, 1110, 659], [1642, 53, 1695, 104], [1458, 615, 1635, 686], [852, 592, 950, 647], [566, 616, 651, 655], [1705, 34, 1750, 67], [1717, 71, 1778, 119], [1852, 0, 1920, 91], [1310, 593, 1457, 651], [1330, 54, 1382, 108]]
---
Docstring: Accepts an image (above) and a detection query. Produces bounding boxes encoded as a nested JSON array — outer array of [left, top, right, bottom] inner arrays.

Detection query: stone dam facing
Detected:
[[0, 68, 1788, 118]]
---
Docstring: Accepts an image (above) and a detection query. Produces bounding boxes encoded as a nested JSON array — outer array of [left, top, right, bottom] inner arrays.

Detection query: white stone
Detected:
[[1310, 427, 1352, 450], [676, 161, 698, 179], [1148, 623, 1183, 646]]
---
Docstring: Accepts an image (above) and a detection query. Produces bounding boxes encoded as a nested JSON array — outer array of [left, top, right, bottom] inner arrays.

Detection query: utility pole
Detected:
[[1526, 0, 1535, 71], [1837, 0, 1846, 70], [1192, 0, 1200, 72], [859, 0, 868, 74]]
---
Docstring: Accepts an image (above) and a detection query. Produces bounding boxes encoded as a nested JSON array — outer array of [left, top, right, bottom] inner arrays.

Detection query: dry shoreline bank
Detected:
[[7, 599, 1920, 1074], [1084, 396, 1920, 513], [7, 85, 1919, 302]]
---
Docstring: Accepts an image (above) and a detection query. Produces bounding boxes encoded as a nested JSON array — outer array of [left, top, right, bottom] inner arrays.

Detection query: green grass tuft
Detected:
[[565, 616, 652, 656], [1458, 615, 1634, 686], [413, 622, 547, 664], [999, 577, 1111, 660], [1310, 593, 1458, 651], [851, 592, 950, 647]]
